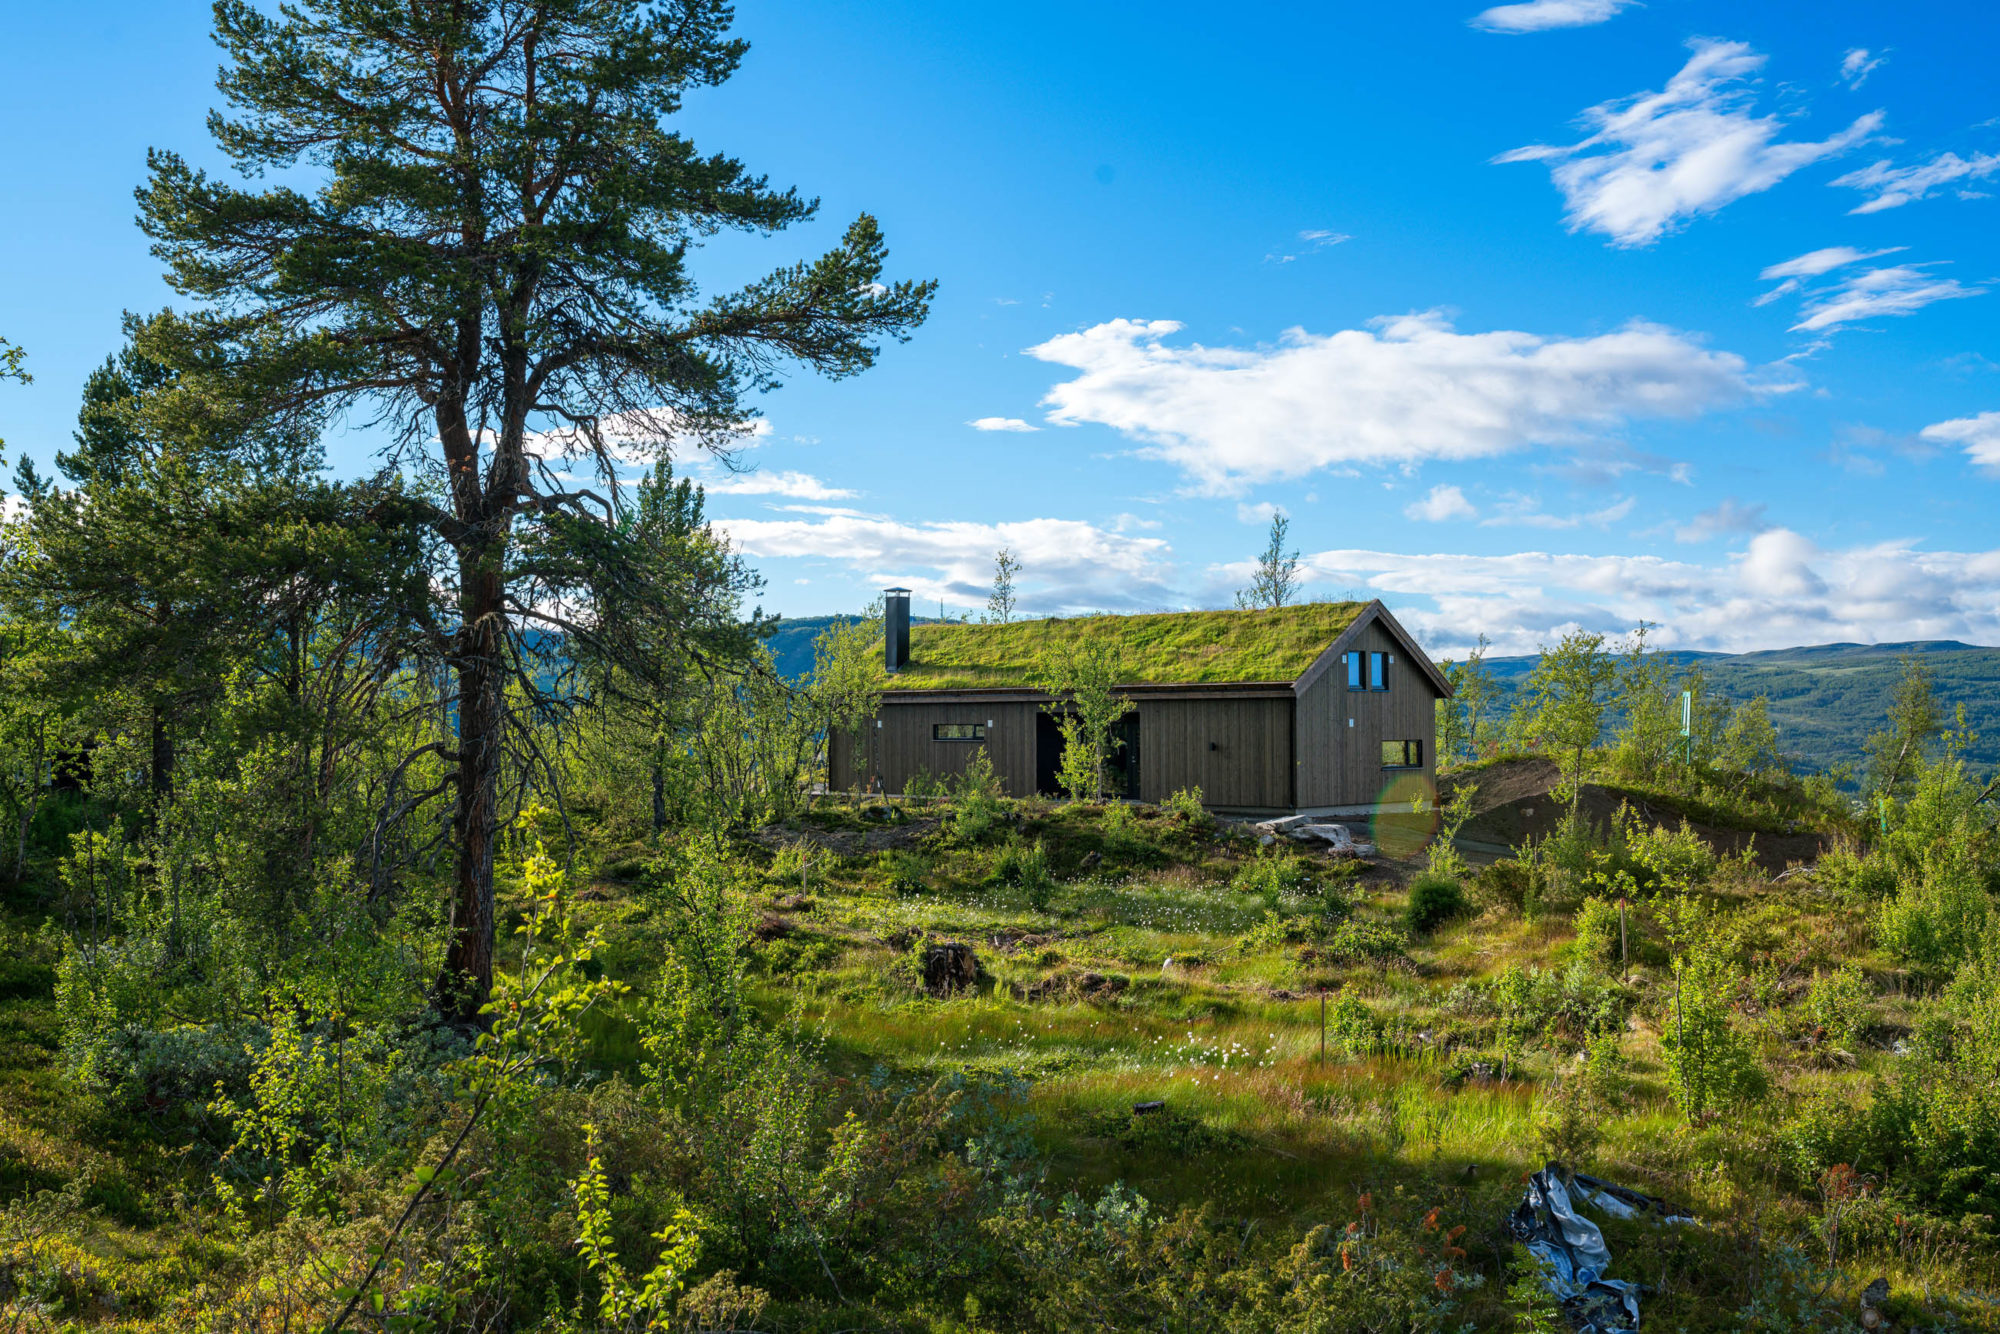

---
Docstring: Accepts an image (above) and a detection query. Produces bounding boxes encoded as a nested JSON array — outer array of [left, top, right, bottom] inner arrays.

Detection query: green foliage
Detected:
[[1162, 785, 1209, 825], [1571, 895, 1624, 968], [1802, 965, 1873, 1050], [1404, 872, 1468, 935], [1659, 896, 1764, 1122], [993, 839, 1056, 910], [1866, 657, 1944, 799], [1041, 637, 1130, 802], [1235, 511, 1301, 610], [1516, 629, 1618, 811], [1435, 634, 1496, 766], [986, 547, 1020, 625], [893, 601, 1367, 690], [573, 1122, 704, 1330], [943, 747, 1008, 845]]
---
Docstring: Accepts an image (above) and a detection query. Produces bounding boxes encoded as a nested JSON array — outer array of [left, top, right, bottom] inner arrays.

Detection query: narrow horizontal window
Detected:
[[1380, 739, 1422, 769], [933, 723, 986, 741], [1346, 651, 1363, 690], [1369, 651, 1387, 691]]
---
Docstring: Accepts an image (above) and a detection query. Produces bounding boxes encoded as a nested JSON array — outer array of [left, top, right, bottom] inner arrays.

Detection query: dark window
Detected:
[[1381, 739, 1423, 769], [1346, 651, 1363, 690], [933, 723, 986, 741], [1369, 651, 1387, 691]]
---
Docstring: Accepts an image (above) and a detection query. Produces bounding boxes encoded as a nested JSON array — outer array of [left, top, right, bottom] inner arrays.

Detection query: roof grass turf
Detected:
[[891, 601, 1368, 691]]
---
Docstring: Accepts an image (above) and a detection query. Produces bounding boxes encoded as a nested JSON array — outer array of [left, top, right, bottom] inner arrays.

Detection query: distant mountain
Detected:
[[1476, 641, 2000, 778]]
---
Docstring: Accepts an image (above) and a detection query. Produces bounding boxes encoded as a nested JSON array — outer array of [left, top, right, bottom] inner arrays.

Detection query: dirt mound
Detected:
[[1440, 757, 1828, 872]]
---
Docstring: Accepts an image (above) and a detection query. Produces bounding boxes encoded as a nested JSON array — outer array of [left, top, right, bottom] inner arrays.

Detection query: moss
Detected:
[[891, 600, 1368, 690]]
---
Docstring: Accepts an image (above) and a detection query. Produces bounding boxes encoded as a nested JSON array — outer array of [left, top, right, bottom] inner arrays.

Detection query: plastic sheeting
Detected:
[[1509, 1164, 1692, 1332]]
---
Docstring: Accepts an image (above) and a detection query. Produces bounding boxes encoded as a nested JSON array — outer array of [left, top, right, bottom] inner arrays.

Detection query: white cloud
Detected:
[[1674, 497, 1770, 543], [1919, 410, 2000, 472], [1470, 0, 1634, 34], [1479, 494, 1635, 529], [0, 494, 24, 524], [1496, 39, 1882, 246], [1294, 533, 2000, 654], [1753, 244, 1905, 304], [521, 410, 771, 465], [1266, 229, 1352, 263], [1832, 151, 2000, 213], [1026, 313, 1760, 493], [1405, 485, 1478, 522], [713, 512, 1178, 614], [699, 469, 857, 501], [1790, 264, 1983, 332], [1839, 47, 1885, 89], [968, 416, 1039, 432], [1236, 501, 1283, 525]]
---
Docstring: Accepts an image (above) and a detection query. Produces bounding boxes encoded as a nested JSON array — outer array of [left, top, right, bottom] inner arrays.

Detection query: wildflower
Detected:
[[1434, 1267, 1454, 1292], [1421, 1207, 1441, 1231]]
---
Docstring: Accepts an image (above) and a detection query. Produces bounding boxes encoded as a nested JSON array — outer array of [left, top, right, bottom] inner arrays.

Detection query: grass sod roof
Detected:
[[890, 601, 1369, 691]]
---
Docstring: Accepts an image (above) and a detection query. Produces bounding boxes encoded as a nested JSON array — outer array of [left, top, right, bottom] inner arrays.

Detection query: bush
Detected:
[[994, 839, 1055, 911], [1162, 786, 1208, 826], [1319, 919, 1408, 966], [879, 849, 930, 896], [1232, 849, 1313, 909], [1475, 857, 1550, 919], [1405, 873, 1468, 934], [1571, 895, 1624, 968], [1802, 964, 1872, 1049], [1816, 837, 1895, 902]]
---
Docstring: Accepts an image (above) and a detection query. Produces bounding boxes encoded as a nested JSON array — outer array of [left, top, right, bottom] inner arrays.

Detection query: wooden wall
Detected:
[[1294, 620, 1438, 808], [835, 698, 1041, 795], [1137, 696, 1294, 809]]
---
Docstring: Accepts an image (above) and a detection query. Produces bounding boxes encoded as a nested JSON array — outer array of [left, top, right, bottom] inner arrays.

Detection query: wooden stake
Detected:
[[1319, 992, 1327, 1066]]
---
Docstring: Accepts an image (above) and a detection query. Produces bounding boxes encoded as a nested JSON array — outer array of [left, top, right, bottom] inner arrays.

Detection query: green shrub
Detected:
[[1816, 837, 1895, 902], [994, 839, 1055, 910], [1162, 786, 1208, 826], [1475, 857, 1549, 918], [878, 849, 931, 896], [1320, 919, 1408, 966], [1802, 964, 1872, 1049], [1404, 872, 1468, 934], [1232, 849, 1313, 909], [1571, 895, 1624, 968], [1325, 990, 1378, 1056]]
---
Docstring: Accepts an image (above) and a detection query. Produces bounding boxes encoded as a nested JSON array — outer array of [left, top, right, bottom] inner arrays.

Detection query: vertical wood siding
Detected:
[[1294, 621, 1438, 807], [1137, 697, 1294, 809], [843, 699, 1041, 795]]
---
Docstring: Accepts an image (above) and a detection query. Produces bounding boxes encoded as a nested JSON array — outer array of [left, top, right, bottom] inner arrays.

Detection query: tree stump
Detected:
[[923, 942, 980, 996]]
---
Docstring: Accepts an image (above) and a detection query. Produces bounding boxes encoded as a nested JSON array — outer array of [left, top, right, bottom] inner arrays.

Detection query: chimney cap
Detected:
[[884, 586, 911, 594]]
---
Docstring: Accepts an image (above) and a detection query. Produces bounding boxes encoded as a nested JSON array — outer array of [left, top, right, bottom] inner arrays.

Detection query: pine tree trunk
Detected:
[[441, 550, 504, 1025]]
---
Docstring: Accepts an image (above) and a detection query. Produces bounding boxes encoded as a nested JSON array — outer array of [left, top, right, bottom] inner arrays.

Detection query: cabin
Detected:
[[828, 591, 1452, 815]]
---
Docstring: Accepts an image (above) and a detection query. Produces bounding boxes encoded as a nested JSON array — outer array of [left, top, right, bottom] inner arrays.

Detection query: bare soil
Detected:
[[1440, 757, 1830, 872]]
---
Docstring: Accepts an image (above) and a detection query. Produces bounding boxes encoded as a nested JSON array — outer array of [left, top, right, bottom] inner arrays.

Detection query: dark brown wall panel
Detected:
[[1295, 621, 1438, 807]]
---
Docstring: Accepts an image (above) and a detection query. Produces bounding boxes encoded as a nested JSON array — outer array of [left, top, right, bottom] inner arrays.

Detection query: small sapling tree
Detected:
[[1519, 630, 1617, 816], [1236, 512, 1302, 610], [986, 547, 1020, 624], [1040, 637, 1128, 801]]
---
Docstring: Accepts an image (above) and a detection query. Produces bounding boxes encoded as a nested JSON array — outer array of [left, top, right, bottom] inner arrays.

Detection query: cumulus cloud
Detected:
[[1920, 411, 2000, 471], [1026, 313, 1759, 493], [712, 512, 1178, 614], [698, 470, 857, 501], [1839, 48, 1885, 89], [1294, 534, 2000, 654], [968, 416, 1039, 432], [520, 410, 771, 465], [1674, 498, 1770, 543], [1790, 264, 1983, 332], [1470, 0, 1634, 34], [1496, 39, 1882, 246], [1832, 151, 2000, 213], [1405, 485, 1478, 522]]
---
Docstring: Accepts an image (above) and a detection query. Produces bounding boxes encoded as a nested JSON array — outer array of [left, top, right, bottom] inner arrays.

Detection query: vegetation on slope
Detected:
[[892, 601, 1368, 690]]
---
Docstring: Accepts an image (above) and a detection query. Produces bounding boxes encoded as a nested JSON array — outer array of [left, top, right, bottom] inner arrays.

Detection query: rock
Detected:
[[753, 912, 791, 941], [1079, 850, 1103, 872], [922, 941, 981, 996], [1291, 823, 1356, 851], [1255, 814, 1317, 836], [1132, 1100, 1165, 1115], [772, 894, 814, 912], [1259, 833, 1277, 848], [1161, 956, 1175, 972]]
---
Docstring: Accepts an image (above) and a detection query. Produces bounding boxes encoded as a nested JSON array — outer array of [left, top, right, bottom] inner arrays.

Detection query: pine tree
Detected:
[[134, 0, 934, 1020]]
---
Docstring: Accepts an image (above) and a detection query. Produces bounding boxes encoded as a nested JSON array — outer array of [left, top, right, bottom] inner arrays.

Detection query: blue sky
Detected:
[[3, 0, 1997, 653]]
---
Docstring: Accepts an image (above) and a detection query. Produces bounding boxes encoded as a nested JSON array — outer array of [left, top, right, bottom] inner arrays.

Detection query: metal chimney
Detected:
[[884, 587, 911, 672]]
